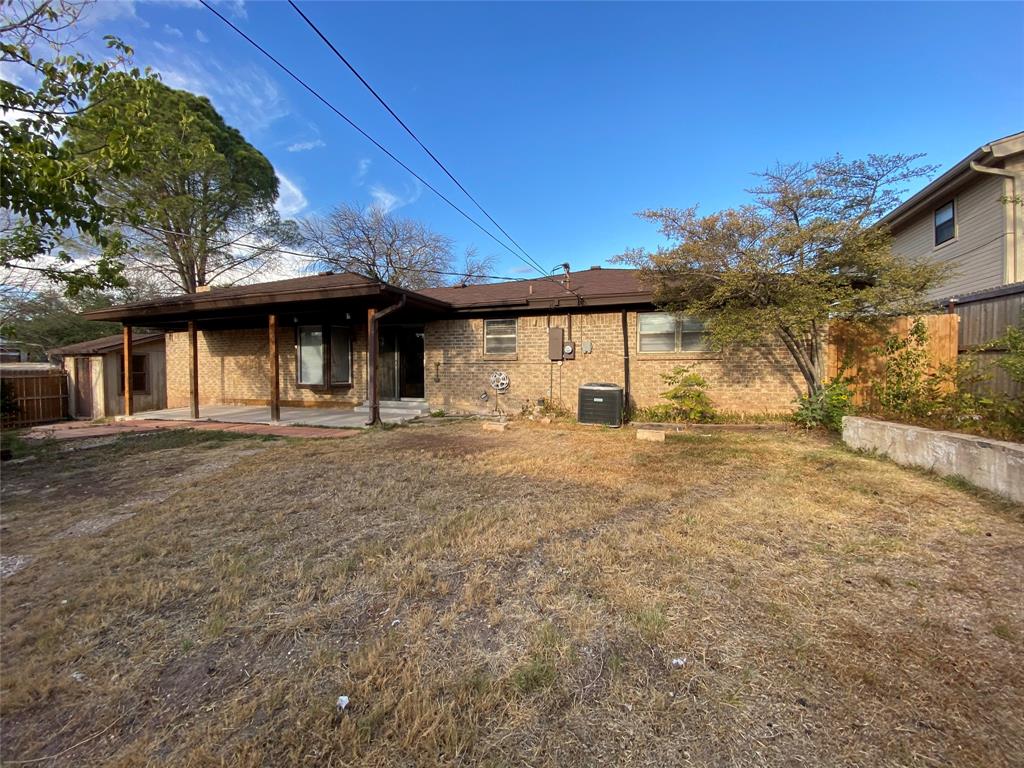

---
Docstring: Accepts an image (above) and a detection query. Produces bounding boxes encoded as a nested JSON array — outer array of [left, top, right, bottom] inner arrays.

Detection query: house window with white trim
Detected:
[[483, 318, 517, 355], [638, 312, 708, 353]]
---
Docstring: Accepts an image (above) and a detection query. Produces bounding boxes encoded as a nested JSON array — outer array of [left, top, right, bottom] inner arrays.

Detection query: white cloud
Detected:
[[275, 172, 308, 218], [156, 56, 288, 134], [353, 157, 371, 185], [368, 180, 422, 214], [153, 41, 175, 54], [88, 0, 142, 24], [508, 265, 535, 275], [164, 24, 183, 37], [195, 29, 209, 43], [287, 139, 325, 153]]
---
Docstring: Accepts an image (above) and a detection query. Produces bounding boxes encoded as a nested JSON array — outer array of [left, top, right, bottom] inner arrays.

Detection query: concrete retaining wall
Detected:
[[842, 416, 1024, 503]]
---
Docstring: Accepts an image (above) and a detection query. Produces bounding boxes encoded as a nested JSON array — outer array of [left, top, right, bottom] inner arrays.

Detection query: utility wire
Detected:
[[287, 0, 545, 276], [197, 0, 583, 303], [116, 223, 525, 284]]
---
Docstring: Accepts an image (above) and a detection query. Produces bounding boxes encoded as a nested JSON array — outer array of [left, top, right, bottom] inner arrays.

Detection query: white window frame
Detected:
[[483, 318, 517, 355], [637, 312, 709, 353]]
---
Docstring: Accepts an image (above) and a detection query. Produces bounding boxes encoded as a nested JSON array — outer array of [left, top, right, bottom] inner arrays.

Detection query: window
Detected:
[[638, 312, 708, 353], [484, 318, 517, 355], [119, 354, 148, 393], [934, 201, 955, 245], [297, 325, 352, 387], [330, 326, 351, 385]]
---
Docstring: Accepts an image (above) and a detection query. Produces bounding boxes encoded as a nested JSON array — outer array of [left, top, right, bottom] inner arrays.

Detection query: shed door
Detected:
[[74, 358, 93, 418]]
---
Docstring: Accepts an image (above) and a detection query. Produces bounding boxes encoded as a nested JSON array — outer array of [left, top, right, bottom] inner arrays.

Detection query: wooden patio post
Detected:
[[268, 313, 280, 423], [122, 325, 134, 416], [367, 306, 380, 426], [188, 320, 200, 419]]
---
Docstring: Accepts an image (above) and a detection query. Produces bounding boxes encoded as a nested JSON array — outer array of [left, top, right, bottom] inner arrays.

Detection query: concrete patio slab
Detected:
[[125, 405, 419, 429]]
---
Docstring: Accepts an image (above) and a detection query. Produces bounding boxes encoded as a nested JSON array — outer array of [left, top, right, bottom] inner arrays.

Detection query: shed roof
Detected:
[[49, 331, 164, 356]]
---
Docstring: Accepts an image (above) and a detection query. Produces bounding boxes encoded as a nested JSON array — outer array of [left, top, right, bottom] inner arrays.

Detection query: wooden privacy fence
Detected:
[[825, 314, 960, 407], [1, 368, 69, 429], [951, 284, 1023, 399]]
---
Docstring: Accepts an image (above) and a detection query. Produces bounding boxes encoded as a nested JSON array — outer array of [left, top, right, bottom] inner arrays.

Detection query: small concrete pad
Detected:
[[636, 429, 666, 442], [482, 421, 508, 432]]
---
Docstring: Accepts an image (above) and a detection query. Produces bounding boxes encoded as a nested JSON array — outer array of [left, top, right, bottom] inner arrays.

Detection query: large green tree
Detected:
[[618, 154, 945, 395], [67, 75, 299, 293], [1, 0, 156, 294]]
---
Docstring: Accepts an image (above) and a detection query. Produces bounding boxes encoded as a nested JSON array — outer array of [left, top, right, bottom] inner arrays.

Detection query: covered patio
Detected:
[[83, 272, 447, 427], [127, 404, 419, 428]]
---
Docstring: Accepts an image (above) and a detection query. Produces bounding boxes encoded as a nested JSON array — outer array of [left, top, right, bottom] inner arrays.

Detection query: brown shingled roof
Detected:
[[420, 267, 650, 311], [49, 331, 164, 356], [81, 268, 652, 324]]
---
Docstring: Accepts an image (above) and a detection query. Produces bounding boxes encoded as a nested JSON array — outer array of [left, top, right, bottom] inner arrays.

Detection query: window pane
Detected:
[[935, 202, 955, 244], [298, 326, 324, 385], [680, 317, 707, 351], [638, 312, 676, 352], [484, 319, 517, 354], [330, 327, 351, 384]]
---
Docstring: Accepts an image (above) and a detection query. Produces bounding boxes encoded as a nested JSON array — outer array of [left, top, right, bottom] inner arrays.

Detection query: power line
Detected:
[[197, 0, 583, 303], [287, 0, 546, 276], [116, 223, 525, 284]]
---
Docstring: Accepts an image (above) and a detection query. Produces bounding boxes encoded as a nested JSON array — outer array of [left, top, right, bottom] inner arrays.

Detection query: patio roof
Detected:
[[82, 272, 450, 328], [82, 267, 655, 327]]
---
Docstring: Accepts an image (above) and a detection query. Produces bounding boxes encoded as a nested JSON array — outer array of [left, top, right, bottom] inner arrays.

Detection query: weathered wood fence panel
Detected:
[[825, 314, 960, 407], [1, 369, 69, 428], [951, 284, 1023, 399]]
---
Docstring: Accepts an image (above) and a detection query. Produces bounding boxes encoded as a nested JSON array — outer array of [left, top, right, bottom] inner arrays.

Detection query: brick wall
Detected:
[[166, 325, 367, 408], [165, 312, 804, 415], [424, 312, 804, 415]]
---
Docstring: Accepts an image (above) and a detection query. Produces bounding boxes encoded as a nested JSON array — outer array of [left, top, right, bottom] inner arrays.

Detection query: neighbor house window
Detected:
[[484, 318, 517, 354], [119, 354, 148, 393], [935, 201, 955, 245], [638, 312, 708, 353], [297, 325, 352, 387]]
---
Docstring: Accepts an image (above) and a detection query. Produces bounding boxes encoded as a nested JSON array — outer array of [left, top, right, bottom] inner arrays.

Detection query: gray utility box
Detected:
[[578, 383, 624, 427]]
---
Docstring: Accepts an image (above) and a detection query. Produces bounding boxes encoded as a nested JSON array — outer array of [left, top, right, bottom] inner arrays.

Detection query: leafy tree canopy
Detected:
[[1, 0, 158, 294], [67, 74, 299, 293], [618, 154, 946, 394]]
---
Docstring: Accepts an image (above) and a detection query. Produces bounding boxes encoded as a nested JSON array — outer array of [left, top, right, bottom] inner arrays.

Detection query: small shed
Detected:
[[50, 332, 167, 419]]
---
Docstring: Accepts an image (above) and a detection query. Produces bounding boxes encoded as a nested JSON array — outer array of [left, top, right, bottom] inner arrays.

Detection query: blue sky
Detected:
[[69, 1, 1024, 278]]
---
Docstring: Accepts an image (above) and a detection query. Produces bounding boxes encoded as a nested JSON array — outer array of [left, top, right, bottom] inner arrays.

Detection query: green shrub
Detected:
[[1, 380, 18, 420], [794, 374, 855, 432], [862, 318, 1023, 441], [635, 366, 716, 423]]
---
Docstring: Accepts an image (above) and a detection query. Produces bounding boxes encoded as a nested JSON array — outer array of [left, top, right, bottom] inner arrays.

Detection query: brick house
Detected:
[[84, 268, 804, 422]]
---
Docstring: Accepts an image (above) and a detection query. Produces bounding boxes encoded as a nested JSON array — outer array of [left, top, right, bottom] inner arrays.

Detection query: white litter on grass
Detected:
[[336, 695, 350, 711], [390, 619, 401, 627], [671, 657, 687, 668], [1, 555, 33, 578]]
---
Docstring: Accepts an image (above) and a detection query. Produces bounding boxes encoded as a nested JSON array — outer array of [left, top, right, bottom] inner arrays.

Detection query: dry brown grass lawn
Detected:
[[1, 422, 1022, 767]]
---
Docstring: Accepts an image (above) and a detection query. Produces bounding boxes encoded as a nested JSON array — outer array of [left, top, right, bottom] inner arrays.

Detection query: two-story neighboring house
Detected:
[[881, 131, 1023, 302]]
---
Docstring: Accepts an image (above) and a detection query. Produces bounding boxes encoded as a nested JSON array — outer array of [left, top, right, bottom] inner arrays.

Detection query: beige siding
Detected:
[[102, 340, 167, 415], [890, 173, 1010, 299]]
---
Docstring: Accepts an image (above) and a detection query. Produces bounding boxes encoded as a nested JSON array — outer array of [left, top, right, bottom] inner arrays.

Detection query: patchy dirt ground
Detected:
[[1, 422, 1022, 767]]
